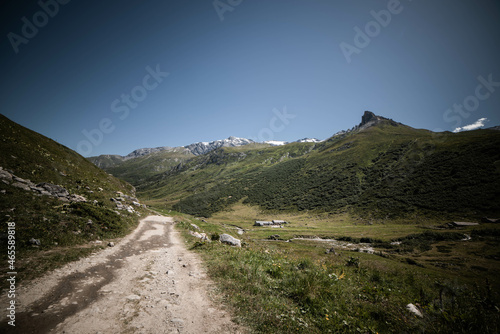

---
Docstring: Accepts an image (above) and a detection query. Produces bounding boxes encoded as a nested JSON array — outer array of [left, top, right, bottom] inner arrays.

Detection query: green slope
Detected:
[[103, 148, 195, 184], [88, 148, 196, 185], [137, 141, 316, 207], [88, 154, 125, 169], [0, 114, 144, 286], [138, 116, 500, 219]]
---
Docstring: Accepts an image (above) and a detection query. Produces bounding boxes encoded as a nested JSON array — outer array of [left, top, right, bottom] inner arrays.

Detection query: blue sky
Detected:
[[1, 0, 499, 157]]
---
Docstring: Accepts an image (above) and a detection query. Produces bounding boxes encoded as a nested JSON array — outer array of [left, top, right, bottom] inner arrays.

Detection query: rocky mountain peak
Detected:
[[296, 138, 322, 143], [125, 146, 172, 160], [184, 136, 255, 156], [358, 111, 402, 131], [361, 111, 378, 125]]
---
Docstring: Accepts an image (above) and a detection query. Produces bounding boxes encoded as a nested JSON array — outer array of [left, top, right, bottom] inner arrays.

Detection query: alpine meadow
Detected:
[[2, 1, 500, 333], [87, 111, 500, 333]]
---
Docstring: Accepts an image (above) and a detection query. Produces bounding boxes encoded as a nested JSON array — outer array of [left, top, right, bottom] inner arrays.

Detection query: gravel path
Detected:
[[0, 215, 243, 333]]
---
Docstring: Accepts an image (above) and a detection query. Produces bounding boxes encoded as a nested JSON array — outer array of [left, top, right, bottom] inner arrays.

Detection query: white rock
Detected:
[[12, 182, 30, 191], [220, 234, 241, 247], [190, 231, 203, 238], [406, 303, 423, 318], [0, 169, 13, 182]]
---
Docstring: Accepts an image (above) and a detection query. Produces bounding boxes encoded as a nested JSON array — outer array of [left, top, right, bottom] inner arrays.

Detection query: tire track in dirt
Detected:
[[0, 215, 243, 333]]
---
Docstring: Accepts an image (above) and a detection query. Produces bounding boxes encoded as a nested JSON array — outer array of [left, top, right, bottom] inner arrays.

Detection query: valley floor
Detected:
[[0, 216, 243, 334]]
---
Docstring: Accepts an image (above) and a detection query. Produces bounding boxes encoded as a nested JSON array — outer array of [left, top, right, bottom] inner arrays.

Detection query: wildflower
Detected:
[[338, 270, 345, 280]]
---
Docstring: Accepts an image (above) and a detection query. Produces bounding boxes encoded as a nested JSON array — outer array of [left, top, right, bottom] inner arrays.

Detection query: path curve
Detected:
[[0, 215, 243, 333]]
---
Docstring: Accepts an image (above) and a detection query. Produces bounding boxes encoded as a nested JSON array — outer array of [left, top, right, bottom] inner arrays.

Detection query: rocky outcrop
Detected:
[[189, 231, 211, 242], [124, 146, 172, 160], [295, 138, 322, 143], [0, 169, 13, 183], [12, 181, 31, 191], [185, 136, 255, 156], [111, 198, 135, 213], [110, 191, 145, 213], [360, 110, 380, 126], [358, 111, 402, 131], [113, 191, 139, 203], [36, 183, 70, 198], [0, 167, 87, 203]]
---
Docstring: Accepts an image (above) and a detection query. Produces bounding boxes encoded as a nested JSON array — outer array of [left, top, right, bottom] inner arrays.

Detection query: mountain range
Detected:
[[89, 136, 323, 169], [88, 133, 324, 185], [86, 111, 500, 219], [88, 111, 407, 173], [2, 110, 499, 228], [89, 110, 411, 168]]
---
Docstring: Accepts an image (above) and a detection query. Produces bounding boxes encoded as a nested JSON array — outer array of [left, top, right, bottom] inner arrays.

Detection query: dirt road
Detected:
[[0, 215, 243, 333]]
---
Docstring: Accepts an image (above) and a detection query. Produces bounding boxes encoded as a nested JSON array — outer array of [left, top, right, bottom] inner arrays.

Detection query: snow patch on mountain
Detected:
[[264, 141, 288, 146], [296, 138, 322, 143], [120, 136, 324, 160], [184, 136, 256, 155]]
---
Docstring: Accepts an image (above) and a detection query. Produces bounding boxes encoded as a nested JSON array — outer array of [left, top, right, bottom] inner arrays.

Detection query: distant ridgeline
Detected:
[[89, 111, 500, 219]]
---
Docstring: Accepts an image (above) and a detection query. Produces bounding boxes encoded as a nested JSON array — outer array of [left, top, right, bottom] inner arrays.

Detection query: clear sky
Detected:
[[1, 0, 499, 157]]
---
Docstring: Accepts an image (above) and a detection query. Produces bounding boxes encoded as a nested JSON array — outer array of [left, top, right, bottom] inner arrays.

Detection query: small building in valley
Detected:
[[254, 221, 273, 226], [448, 221, 479, 227], [254, 220, 288, 226]]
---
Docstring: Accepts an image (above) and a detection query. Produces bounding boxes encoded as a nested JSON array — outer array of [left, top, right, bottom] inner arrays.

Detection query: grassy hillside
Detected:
[[102, 148, 195, 185], [139, 120, 500, 220], [87, 154, 125, 169], [0, 114, 145, 287], [137, 142, 317, 209]]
